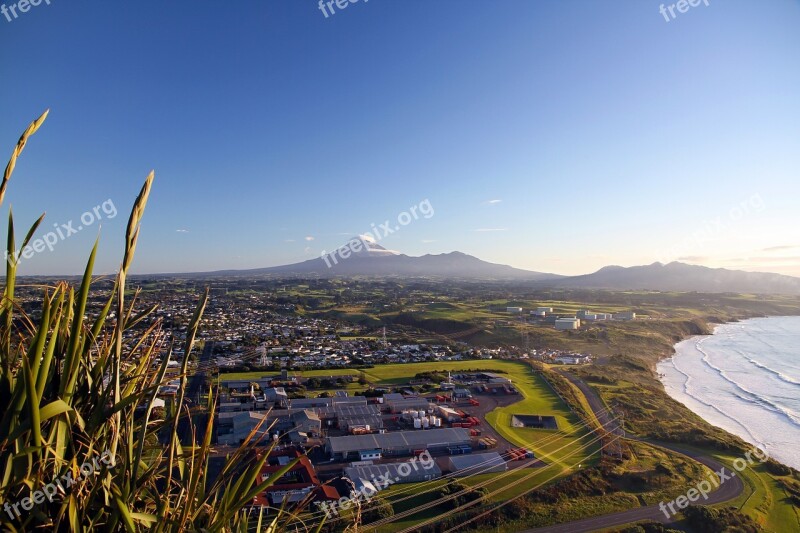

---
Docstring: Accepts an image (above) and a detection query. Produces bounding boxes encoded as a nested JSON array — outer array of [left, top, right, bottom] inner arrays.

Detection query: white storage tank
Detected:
[[419, 410, 426, 419], [422, 418, 430, 429], [414, 418, 422, 429], [434, 417, 442, 427], [412, 411, 420, 419]]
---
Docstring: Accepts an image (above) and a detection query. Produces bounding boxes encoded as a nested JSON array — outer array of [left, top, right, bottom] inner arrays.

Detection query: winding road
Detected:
[[522, 370, 745, 532]]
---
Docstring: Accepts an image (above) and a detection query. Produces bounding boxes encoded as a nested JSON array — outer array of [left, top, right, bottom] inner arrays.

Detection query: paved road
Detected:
[[178, 340, 214, 443], [522, 371, 744, 533]]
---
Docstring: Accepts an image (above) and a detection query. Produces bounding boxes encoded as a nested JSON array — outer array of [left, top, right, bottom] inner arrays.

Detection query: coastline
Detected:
[[657, 316, 800, 470]]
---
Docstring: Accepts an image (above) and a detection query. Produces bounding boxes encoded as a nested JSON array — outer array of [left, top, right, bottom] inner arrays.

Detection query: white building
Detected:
[[554, 354, 592, 365], [555, 318, 581, 331], [506, 307, 523, 313]]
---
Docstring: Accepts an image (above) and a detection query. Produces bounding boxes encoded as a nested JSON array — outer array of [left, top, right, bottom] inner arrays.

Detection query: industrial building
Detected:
[[288, 396, 367, 410], [477, 372, 512, 385], [555, 318, 581, 330], [343, 461, 443, 488], [317, 403, 384, 433], [217, 408, 322, 445], [436, 405, 463, 422], [252, 451, 340, 507], [453, 388, 472, 399], [511, 414, 559, 430], [386, 397, 432, 414], [445, 452, 507, 476], [554, 354, 592, 365], [221, 378, 273, 392], [325, 428, 472, 460], [506, 306, 523, 313]]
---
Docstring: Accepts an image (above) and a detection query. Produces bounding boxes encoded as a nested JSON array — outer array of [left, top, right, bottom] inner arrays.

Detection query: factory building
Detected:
[[288, 396, 367, 410], [252, 451, 340, 508], [555, 318, 581, 330], [317, 403, 384, 433], [445, 452, 507, 476], [325, 428, 472, 461], [386, 397, 432, 414], [343, 461, 443, 489], [436, 405, 463, 423], [477, 372, 512, 385], [217, 408, 322, 445]]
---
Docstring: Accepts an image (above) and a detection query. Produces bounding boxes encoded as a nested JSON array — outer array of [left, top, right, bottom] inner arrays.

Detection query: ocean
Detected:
[[658, 316, 800, 470]]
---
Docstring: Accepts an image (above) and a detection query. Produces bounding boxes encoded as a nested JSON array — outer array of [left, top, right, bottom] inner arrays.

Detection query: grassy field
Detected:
[[483, 369, 597, 471], [704, 450, 800, 532]]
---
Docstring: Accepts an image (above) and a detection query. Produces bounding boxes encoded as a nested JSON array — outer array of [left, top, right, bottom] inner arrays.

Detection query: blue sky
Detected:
[[1, 0, 799, 276]]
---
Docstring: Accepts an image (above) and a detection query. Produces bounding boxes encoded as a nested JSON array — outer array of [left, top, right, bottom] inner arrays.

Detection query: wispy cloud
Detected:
[[474, 228, 508, 232], [304, 236, 315, 241], [723, 256, 800, 265], [421, 239, 437, 243], [485, 199, 502, 205], [284, 239, 296, 243], [761, 245, 799, 252], [176, 229, 189, 233]]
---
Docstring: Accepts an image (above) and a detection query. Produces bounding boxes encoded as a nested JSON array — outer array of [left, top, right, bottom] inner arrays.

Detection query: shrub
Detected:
[[0, 113, 315, 532]]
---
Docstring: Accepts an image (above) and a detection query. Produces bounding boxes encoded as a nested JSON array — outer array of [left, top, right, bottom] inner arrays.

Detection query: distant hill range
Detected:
[[548, 261, 800, 295], [205, 236, 800, 294]]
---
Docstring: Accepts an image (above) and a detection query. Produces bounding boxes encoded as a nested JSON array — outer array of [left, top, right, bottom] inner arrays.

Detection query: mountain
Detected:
[[213, 235, 560, 280], [548, 262, 800, 295], [188, 238, 800, 294]]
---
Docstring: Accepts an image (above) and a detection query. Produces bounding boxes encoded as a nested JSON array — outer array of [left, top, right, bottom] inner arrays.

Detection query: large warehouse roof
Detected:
[[344, 462, 442, 485], [446, 452, 507, 474], [327, 428, 471, 454]]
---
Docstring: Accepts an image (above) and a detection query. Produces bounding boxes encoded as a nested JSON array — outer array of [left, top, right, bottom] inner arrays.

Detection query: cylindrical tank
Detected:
[[434, 417, 442, 427], [422, 418, 430, 428], [412, 411, 420, 419], [418, 410, 426, 418], [413, 418, 422, 429]]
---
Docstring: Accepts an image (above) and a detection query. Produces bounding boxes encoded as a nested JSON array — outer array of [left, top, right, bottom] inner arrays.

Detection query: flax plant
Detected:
[[0, 113, 322, 532]]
